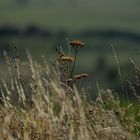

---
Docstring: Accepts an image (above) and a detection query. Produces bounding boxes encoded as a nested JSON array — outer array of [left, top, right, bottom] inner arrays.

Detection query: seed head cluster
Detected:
[[74, 73, 89, 80], [57, 40, 88, 87], [60, 56, 74, 63], [69, 40, 85, 48]]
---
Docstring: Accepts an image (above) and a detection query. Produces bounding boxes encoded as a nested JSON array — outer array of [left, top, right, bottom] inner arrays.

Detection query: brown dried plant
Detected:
[[56, 40, 88, 88]]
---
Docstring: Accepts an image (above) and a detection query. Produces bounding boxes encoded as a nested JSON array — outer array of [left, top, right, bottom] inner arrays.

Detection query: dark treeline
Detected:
[[0, 25, 140, 42]]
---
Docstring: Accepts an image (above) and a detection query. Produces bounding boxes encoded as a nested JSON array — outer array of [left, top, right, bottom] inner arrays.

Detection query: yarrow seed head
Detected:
[[81, 73, 89, 78], [59, 56, 74, 63], [74, 73, 89, 80], [69, 40, 85, 48]]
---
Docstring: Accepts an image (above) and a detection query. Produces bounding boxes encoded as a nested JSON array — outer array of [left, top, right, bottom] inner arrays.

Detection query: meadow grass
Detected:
[[0, 41, 140, 140]]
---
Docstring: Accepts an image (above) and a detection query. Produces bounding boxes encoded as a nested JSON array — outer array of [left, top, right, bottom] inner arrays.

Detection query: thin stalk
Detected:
[[70, 49, 78, 78], [66, 38, 71, 56], [111, 45, 129, 106]]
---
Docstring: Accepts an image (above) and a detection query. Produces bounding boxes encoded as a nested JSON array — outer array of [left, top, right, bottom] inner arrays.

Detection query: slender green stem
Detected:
[[70, 49, 78, 78]]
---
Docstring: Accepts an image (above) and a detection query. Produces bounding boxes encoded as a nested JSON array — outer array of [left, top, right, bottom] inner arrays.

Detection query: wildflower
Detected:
[[69, 40, 85, 48], [60, 56, 74, 63]]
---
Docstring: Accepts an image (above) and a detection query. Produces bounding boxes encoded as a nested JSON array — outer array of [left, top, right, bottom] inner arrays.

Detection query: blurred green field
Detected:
[[0, 0, 140, 31]]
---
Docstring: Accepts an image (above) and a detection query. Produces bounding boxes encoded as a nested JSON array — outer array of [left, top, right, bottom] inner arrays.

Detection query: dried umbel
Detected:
[[74, 73, 89, 80], [69, 40, 85, 49], [56, 40, 88, 87], [59, 56, 74, 63], [81, 73, 89, 78]]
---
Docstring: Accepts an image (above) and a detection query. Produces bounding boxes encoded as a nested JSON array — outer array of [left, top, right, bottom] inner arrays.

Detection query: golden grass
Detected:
[[0, 48, 140, 139]]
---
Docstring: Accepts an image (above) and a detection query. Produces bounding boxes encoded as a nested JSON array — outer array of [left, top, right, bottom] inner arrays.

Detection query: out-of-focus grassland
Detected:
[[0, 0, 140, 31]]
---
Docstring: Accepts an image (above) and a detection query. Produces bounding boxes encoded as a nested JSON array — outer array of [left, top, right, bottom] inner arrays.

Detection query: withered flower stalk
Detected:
[[69, 40, 85, 78]]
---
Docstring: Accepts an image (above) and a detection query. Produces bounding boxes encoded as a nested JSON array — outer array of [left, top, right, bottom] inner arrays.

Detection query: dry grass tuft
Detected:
[[0, 46, 140, 139]]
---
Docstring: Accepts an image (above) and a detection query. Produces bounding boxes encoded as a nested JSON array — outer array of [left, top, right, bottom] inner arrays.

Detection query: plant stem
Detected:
[[70, 49, 78, 78]]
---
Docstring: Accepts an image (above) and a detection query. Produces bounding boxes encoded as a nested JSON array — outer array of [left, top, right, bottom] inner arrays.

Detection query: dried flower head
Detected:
[[60, 56, 74, 63], [69, 40, 85, 48], [81, 73, 89, 78], [74, 73, 88, 80]]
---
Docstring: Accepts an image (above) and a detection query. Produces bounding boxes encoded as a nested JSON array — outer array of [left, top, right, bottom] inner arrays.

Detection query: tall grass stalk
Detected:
[[111, 45, 129, 105]]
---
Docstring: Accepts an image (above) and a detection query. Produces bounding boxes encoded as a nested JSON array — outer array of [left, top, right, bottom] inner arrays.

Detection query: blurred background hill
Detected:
[[0, 0, 140, 31], [0, 0, 140, 96]]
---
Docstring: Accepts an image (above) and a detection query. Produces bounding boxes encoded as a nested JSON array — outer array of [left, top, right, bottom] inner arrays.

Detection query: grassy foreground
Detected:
[[0, 42, 140, 140]]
